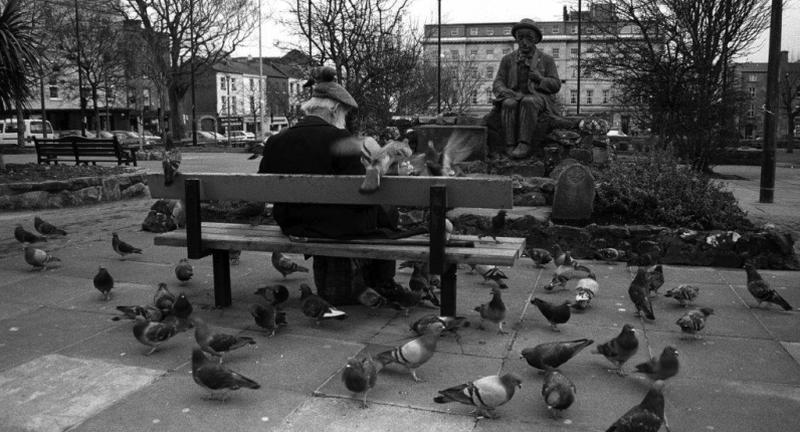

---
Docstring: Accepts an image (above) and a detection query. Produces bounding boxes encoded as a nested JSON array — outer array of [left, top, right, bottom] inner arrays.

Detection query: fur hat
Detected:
[[512, 18, 542, 43], [308, 66, 358, 110]]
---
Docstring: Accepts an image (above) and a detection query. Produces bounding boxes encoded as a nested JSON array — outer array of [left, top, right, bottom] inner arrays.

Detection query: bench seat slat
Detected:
[[147, 173, 513, 209], [154, 226, 523, 266]]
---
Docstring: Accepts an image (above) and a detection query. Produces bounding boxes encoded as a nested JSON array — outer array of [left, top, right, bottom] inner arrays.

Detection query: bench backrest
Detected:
[[146, 173, 513, 209]]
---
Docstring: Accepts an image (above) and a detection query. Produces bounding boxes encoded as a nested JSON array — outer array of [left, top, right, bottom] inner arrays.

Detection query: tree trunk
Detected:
[[168, 81, 184, 146], [788, 114, 795, 153], [92, 87, 100, 135], [16, 102, 24, 147]]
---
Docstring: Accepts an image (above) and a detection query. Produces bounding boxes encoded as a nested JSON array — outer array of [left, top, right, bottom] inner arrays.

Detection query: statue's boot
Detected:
[[510, 142, 533, 159]]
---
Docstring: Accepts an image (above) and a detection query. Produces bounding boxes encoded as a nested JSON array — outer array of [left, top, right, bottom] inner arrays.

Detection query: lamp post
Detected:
[[437, 0, 442, 115], [760, 0, 782, 203], [73, 0, 86, 136], [258, 0, 265, 138], [576, 0, 581, 115], [226, 74, 232, 147], [190, 0, 197, 147]]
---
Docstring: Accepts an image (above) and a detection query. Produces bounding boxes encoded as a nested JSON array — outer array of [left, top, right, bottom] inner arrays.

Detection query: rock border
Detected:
[[0, 171, 150, 210]]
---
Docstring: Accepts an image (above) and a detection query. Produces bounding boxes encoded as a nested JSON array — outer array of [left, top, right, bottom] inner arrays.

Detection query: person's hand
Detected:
[[498, 89, 516, 99], [529, 69, 543, 84]]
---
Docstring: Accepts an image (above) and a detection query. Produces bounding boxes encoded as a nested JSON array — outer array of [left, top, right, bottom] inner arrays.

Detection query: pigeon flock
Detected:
[[11, 213, 796, 428]]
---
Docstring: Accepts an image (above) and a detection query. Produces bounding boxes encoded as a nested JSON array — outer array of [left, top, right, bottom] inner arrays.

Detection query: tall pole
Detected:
[[760, 0, 782, 203], [258, 0, 265, 137], [74, 0, 86, 136], [226, 74, 231, 147], [308, 0, 312, 60], [190, 0, 197, 146], [576, 0, 581, 115], [437, 0, 442, 115]]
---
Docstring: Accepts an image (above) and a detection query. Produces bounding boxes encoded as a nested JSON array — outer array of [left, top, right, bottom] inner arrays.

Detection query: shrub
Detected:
[[593, 150, 753, 231]]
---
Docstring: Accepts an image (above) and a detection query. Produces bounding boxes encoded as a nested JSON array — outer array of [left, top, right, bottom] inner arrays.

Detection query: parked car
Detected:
[[141, 131, 161, 146], [1, 118, 56, 146], [606, 129, 627, 137], [228, 130, 255, 141], [58, 130, 96, 139], [111, 130, 143, 146]]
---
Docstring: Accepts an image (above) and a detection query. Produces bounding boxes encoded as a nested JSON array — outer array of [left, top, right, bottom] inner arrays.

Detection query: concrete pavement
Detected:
[[0, 153, 799, 431]]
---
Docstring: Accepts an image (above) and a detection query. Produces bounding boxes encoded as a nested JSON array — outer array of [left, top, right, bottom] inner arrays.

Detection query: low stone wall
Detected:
[[0, 172, 149, 210]]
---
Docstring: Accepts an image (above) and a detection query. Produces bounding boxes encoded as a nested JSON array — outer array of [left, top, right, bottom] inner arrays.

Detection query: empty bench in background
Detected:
[[34, 136, 138, 166], [146, 172, 525, 316]]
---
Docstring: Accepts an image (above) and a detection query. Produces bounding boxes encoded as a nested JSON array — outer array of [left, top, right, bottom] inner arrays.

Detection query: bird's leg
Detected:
[[145, 346, 157, 356], [361, 391, 369, 409], [498, 321, 508, 334], [477, 407, 498, 419], [550, 323, 560, 332], [615, 364, 627, 376], [410, 369, 423, 383]]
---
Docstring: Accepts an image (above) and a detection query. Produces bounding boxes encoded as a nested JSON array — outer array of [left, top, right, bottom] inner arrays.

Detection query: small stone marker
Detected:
[[551, 163, 595, 221]]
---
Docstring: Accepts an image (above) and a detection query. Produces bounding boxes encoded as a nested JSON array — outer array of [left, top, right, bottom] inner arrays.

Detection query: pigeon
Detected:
[[33, 216, 67, 236], [596, 247, 623, 262], [172, 292, 193, 320], [175, 258, 193, 282], [191, 348, 260, 401], [111, 232, 142, 258], [605, 380, 665, 432], [408, 261, 440, 307], [628, 268, 655, 320], [542, 369, 577, 418], [471, 264, 509, 289], [477, 210, 506, 243], [410, 314, 468, 336], [15, 225, 47, 244], [357, 286, 388, 309], [521, 338, 594, 372], [113, 304, 163, 322], [23, 246, 61, 270], [433, 373, 522, 419], [744, 263, 793, 310], [592, 324, 639, 375], [249, 303, 286, 337], [299, 283, 348, 323], [192, 317, 256, 360], [676, 307, 714, 338], [526, 247, 553, 267], [531, 298, 572, 331], [271, 251, 309, 278], [153, 283, 176, 314], [358, 137, 413, 193], [253, 284, 290, 307], [375, 321, 444, 382], [544, 265, 595, 291], [645, 264, 664, 296], [475, 287, 507, 334], [664, 284, 700, 307], [342, 353, 380, 408], [383, 286, 424, 314], [552, 244, 574, 267], [635, 346, 679, 381], [93, 266, 114, 300], [572, 277, 599, 310], [439, 128, 486, 176], [132, 316, 180, 355]]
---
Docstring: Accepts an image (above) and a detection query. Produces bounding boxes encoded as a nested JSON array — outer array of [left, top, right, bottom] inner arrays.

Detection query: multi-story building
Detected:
[[422, 4, 639, 130], [734, 51, 800, 140]]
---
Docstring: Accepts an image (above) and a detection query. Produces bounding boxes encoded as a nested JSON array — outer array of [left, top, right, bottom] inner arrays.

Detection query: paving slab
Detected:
[[0, 354, 162, 432]]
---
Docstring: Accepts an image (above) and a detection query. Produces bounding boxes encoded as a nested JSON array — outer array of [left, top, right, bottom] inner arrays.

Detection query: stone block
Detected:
[[548, 157, 580, 180], [551, 163, 595, 221], [121, 183, 148, 199], [73, 186, 101, 203], [102, 177, 121, 201], [17, 190, 50, 209]]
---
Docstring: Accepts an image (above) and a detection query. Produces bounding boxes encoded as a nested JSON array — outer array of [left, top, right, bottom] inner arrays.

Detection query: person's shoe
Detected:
[[510, 142, 533, 159]]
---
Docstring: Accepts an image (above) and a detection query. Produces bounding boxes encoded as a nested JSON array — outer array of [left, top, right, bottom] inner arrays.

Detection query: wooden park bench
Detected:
[[34, 136, 138, 166], [146, 172, 525, 316]]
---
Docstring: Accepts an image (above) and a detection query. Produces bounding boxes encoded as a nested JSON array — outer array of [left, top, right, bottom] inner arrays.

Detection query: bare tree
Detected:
[[118, 0, 257, 142], [438, 56, 485, 116], [584, 0, 770, 171], [283, 0, 423, 132], [780, 69, 800, 153]]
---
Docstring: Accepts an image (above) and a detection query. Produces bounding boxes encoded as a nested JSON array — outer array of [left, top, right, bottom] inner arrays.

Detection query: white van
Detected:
[[0, 118, 56, 147]]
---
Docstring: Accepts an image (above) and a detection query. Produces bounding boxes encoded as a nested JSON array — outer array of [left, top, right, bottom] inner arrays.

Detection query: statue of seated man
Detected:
[[493, 18, 562, 159]]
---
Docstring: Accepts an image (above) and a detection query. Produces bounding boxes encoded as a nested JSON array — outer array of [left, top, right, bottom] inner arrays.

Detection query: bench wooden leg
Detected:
[[211, 250, 232, 307], [440, 263, 458, 317]]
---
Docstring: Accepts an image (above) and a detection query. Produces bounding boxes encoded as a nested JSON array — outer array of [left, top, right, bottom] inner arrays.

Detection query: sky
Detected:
[[234, 0, 800, 63]]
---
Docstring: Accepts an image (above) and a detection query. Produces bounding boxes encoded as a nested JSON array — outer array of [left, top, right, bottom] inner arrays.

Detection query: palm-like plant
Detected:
[[0, 0, 38, 168]]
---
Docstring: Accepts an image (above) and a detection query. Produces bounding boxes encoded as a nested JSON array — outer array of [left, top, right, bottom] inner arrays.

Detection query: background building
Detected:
[[734, 51, 800, 140]]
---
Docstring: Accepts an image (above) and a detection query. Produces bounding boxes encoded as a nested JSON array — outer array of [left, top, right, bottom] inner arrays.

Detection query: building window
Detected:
[[552, 26, 560, 34], [249, 96, 255, 111], [602, 89, 610, 104], [586, 89, 593, 104], [221, 77, 227, 90], [502, 48, 511, 55], [470, 49, 478, 59], [748, 74, 758, 82], [450, 49, 459, 59], [249, 78, 254, 90], [486, 28, 494, 36], [571, 67, 577, 78], [570, 48, 579, 58], [48, 77, 59, 99], [571, 25, 578, 34], [486, 49, 494, 60], [503, 27, 511, 35], [469, 28, 478, 36], [450, 28, 458, 36], [485, 87, 493, 100], [231, 96, 237, 114], [468, 67, 479, 77], [570, 89, 577, 104], [471, 91, 478, 104], [142, 88, 151, 107], [221, 96, 227, 111], [552, 48, 560, 58], [486, 66, 494, 79], [231, 78, 237, 91], [747, 103, 754, 118], [748, 87, 755, 97]]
